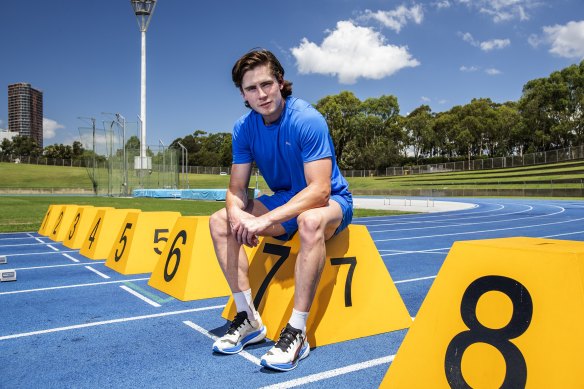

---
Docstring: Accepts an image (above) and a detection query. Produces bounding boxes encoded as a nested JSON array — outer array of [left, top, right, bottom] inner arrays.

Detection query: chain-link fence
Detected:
[[78, 120, 179, 196], [385, 145, 584, 176]]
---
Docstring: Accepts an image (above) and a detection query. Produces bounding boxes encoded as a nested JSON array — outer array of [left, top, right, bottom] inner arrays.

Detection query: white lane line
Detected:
[[0, 305, 225, 341], [376, 216, 584, 242], [13, 263, 97, 271], [120, 285, 160, 307], [395, 275, 436, 284], [85, 266, 110, 279], [0, 277, 150, 296], [380, 247, 450, 256], [35, 237, 45, 243], [365, 204, 530, 226], [540, 230, 584, 238], [47, 244, 59, 252], [369, 205, 563, 233], [4, 250, 77, 257], [0, 236, 38, 242], [182, 320, 262, 365], [0, 242, 50, 248], [261, 354, 395, 389], [63, 253, 80, 263], [357, 203, 508, 224]]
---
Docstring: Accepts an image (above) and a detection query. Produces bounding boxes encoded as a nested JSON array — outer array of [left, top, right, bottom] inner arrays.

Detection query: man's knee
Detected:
[[297, 211, 326, 243], [209, 208, 229, 239]]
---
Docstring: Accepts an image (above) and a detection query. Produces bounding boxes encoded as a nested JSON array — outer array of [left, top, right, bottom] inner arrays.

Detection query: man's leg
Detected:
[[260, 200, 344, 371], [209, 200, 287, 354]]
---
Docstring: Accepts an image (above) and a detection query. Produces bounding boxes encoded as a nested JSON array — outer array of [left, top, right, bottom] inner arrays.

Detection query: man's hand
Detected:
[[228, 209, 271, 247]]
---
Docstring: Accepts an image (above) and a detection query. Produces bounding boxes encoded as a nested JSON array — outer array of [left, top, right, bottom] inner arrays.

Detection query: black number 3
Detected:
[[445, 275, 532, 389]]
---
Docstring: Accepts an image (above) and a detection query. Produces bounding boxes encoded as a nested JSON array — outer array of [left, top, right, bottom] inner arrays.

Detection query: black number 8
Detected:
[[164, 230, 187, 282], [445, 275, 532, 389]]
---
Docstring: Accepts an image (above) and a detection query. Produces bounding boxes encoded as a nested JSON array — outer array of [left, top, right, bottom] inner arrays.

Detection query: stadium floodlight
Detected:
[[130, 0, 157, 173]]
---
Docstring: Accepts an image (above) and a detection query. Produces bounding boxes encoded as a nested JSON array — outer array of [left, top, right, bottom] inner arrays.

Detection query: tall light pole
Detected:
[[130, 0, 157, 174], [177, 141, 189, 189]]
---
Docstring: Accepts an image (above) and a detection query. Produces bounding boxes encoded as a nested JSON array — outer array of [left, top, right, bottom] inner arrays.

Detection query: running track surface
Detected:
[[1, 198, 583, 388]]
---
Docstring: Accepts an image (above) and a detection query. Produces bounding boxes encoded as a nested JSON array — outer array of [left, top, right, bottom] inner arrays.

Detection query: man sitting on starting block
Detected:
[[209, 48, 353, 371]]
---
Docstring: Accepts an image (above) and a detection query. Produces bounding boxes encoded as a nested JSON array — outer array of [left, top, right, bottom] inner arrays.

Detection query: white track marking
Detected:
[[261, 355, 395, 388], [0, 277, 150, 296], [0, 305, 225, 341], [183, 320, 261, 365], [375, 216, 584, 242], [62, 253, 80, 263], [395, 275, 437, 284], [120, 285, 160, 307], [84, 266, 110, 279]]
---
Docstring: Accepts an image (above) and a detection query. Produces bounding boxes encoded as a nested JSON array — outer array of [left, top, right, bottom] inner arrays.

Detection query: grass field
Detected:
[[2, 160, 583, 192], [1, 159, 583, 232], [0, 196, 402, 233]]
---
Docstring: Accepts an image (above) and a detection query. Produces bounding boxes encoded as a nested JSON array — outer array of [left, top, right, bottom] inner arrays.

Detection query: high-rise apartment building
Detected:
[[8, 83, 43, 148]]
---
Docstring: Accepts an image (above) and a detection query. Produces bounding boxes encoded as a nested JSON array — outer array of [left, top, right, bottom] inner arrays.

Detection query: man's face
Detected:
[[240, 64, 284, 124]]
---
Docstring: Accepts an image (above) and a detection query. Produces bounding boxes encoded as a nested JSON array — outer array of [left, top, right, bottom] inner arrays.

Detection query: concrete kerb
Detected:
[[353, 196, 477, 213]]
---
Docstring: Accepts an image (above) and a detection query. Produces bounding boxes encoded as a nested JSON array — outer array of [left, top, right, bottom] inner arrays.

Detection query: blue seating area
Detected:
[[132, 188, 260, 200]]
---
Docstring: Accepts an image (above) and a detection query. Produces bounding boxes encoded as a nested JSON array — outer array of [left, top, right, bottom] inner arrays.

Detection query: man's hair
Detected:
[[232, 49, 293, 101]]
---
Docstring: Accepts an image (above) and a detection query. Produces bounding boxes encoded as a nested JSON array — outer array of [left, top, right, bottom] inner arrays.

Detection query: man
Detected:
[[209, 49, 353, 371]]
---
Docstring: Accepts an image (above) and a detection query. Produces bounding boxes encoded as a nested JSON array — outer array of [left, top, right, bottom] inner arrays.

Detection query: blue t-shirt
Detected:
[[232, 97, 350, 198]]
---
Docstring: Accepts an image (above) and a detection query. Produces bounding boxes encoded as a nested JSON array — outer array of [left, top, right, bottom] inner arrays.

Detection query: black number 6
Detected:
[[164, 230, 187, 282]]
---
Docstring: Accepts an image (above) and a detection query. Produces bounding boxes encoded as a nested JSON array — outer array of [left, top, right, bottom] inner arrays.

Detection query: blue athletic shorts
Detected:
[[257, 191, 353, 241]]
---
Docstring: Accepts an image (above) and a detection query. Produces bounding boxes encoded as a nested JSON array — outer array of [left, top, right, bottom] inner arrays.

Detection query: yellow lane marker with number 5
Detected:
[[105, 211, 181, 275], [79, 208, 141, 260]]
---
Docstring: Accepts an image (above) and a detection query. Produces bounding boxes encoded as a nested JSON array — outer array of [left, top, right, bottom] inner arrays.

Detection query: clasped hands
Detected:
[[229, 211, 271, 247]]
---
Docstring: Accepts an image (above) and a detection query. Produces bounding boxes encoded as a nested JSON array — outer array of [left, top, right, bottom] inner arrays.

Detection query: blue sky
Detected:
[[1, 0, 583, 148]]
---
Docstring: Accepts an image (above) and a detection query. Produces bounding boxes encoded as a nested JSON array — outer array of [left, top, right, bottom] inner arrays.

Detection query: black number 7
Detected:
[[330, 257, 357, 307], [253, 243, 291, 309]]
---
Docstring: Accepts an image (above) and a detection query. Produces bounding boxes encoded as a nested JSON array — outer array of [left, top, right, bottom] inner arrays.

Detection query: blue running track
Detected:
[[1, 198, 583, 388]]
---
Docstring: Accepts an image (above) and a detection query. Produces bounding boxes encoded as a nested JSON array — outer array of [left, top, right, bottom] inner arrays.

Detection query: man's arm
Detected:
[[226, 162, 252, 224], [237, 157, 332, 239]]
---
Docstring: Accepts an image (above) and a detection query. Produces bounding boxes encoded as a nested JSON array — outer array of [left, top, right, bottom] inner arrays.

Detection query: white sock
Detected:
[[288, 308, 309, 334], [232, 289, 258, 321]]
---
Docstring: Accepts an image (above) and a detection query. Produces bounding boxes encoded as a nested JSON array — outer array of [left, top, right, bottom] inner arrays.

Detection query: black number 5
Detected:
[[153, 228, 169, 255], [114, 223, 133, 262]]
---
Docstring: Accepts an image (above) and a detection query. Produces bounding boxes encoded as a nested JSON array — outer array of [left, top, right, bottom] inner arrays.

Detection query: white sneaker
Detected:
[[260, 324, 310, 371], [212, 311, 267, 354]]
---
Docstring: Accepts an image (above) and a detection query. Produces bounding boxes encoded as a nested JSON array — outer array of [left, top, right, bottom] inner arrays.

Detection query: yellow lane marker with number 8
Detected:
[[381, 237, 584, 388]]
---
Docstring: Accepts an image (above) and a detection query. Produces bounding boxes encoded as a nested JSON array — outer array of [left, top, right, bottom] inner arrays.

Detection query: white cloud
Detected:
[[459, 32, 510, 51], [485, 68, 502, 75], [540, 20, 584, 59], [43, 118, 64, 139], [433, 1, 451, 10], [291, 21, 420, 84], [421, 96, 431, 102], [458, 0, 539, 23], [480, 38, 511, 51], [460, 65, 479, 72], [359, 4, 424, 33], [460, 32, 478, 46]]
